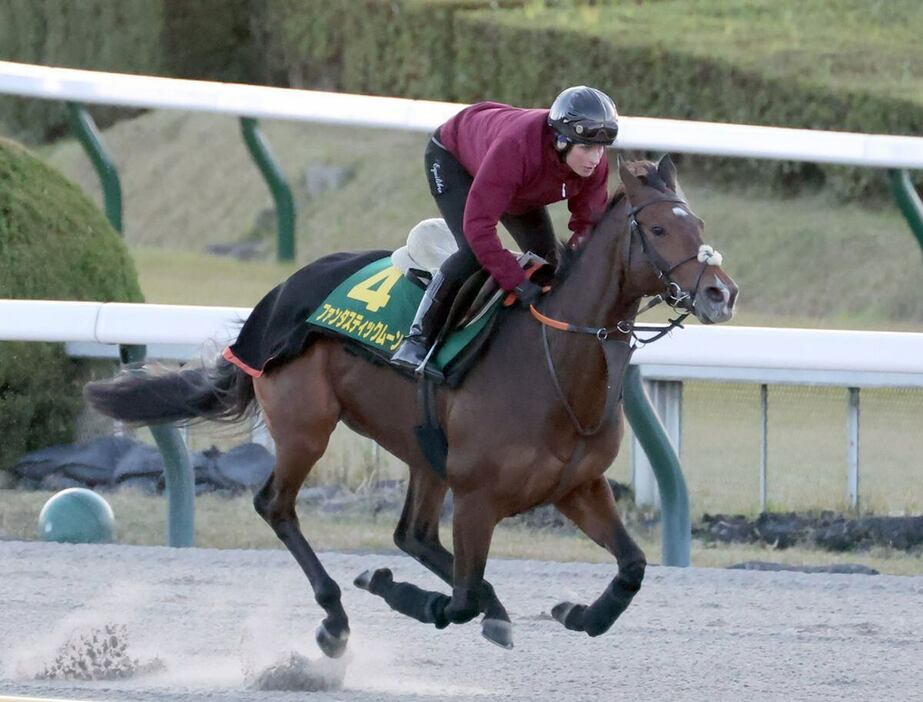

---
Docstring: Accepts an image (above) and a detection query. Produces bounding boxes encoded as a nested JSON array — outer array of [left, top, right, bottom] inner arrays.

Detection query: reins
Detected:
[[529, 194, 721, 437]]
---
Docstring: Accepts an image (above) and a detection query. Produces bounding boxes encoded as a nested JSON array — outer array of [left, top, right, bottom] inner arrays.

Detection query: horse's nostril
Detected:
[[705, 286, 725, 304]]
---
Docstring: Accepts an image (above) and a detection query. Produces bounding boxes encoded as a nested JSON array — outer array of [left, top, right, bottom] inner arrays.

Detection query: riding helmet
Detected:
[[548, 86, 619, 146]]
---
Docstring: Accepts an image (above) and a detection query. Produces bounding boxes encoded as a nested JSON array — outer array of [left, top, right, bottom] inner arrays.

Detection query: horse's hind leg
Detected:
[[354, 491, 497, 642], [550, 476, 647, 637], [251, 355, 349, 658], [362, 464, 513, 648]]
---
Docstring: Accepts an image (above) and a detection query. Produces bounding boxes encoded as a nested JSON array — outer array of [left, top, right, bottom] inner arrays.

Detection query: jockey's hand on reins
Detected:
[[504, 264, 552, 308], [512, 278, 545, 308]]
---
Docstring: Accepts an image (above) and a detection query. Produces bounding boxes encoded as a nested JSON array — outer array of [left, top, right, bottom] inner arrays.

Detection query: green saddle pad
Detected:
[[306, 256, 499, 371]]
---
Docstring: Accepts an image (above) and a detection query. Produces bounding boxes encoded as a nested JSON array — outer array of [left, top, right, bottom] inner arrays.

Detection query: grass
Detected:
[[678, 383, 923, 516], [1, 489, 920, 575], [522, 0, 923, 105]]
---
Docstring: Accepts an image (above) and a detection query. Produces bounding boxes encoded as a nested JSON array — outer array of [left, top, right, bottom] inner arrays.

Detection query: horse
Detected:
[[85, 155, 738, 658]]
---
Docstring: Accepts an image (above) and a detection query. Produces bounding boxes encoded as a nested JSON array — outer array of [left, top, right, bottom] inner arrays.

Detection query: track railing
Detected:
[[4, 299, 923, 564]]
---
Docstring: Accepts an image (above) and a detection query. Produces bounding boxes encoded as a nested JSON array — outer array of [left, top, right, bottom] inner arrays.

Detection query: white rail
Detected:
[[0, 300, 248, 347], [2, 61, 923, 168], [2, 300, 922, 383], [4, 300, 921, 512]]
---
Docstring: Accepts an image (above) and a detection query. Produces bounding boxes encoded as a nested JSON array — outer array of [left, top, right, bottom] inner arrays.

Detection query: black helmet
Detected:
[[548, 86, 619, 146]]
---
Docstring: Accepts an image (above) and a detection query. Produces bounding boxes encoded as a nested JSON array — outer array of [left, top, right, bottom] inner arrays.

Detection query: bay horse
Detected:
[[85, 156, 738, 658]]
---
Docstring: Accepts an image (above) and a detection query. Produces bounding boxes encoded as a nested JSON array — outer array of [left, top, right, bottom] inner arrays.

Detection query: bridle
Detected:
[[627, 196, 711, 335], [529, 193, 723, 436]]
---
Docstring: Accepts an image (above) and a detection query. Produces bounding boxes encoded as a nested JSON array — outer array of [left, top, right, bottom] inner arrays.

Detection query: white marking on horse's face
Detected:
[[672, 206, 689, 217]]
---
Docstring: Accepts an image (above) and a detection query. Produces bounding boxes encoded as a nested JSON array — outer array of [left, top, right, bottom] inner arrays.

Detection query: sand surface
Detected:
[[1, 541, 921, 701]]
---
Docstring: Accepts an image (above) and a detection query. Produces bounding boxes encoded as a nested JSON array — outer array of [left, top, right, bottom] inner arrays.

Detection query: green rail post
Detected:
[[67, 102, 195, 547], [66, 103, 122, 232], [119, 346, 196, 547], [240, 117, 296, 262], [888, 169, 923, 256], [623, 365, 691, 567]]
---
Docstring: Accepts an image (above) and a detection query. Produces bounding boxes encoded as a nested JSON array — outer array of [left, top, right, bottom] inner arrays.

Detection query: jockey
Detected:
[[391, 85, 619, 372]]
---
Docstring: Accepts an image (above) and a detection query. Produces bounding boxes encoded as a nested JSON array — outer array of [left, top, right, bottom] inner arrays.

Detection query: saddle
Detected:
[[392, 217, 550, 330]]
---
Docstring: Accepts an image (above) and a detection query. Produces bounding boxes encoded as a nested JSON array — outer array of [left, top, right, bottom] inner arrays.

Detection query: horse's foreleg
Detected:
[[551, 476, 647, 637], [355, 492, 497, 643], [388, 466, 512, 648]]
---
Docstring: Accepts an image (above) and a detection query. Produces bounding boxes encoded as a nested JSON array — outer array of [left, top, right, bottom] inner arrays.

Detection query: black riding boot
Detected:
[[391, 271, 455, 372]]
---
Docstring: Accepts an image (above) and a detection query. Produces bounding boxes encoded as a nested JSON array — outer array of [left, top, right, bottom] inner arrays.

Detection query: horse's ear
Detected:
[[618, 157, 642, 192], [657, 154, 678, 192]]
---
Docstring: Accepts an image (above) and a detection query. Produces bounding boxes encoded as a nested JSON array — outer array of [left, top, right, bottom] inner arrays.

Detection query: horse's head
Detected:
[[618, 156, 738, 324]]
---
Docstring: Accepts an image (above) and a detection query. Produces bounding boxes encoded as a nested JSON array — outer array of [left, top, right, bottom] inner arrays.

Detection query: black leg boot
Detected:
[[391, 271, 455, 373]]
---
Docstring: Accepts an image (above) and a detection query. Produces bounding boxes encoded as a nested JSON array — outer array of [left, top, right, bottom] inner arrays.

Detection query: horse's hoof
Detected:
[[353, 568, 392, 594], [481, 617, 514, 650], [315, 620, 349, 659], [551, 601, 584, 631], [353, 570, 374, 591]]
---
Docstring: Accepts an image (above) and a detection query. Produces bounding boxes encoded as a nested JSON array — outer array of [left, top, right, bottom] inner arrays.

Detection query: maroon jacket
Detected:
[[439, 102, 609, 290]]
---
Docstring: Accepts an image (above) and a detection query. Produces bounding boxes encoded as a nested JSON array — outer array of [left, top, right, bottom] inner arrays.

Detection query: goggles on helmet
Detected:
[[573, 122, 619, 144]]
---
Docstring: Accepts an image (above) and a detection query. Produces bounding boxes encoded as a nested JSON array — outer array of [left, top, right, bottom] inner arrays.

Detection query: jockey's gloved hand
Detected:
[[513, 278, 544, 308]]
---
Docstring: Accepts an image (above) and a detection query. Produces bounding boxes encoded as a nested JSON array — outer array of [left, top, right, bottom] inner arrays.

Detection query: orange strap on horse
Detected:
[[529, 305, 573, 332]]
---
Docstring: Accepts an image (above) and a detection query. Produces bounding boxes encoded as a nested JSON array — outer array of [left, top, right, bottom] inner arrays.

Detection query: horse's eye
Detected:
[[651, 225, 666, 237]]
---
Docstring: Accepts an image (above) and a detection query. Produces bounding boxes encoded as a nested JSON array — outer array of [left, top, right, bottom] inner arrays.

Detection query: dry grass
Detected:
[[1, 490, 920, 576], [169, 381, 923, 519]]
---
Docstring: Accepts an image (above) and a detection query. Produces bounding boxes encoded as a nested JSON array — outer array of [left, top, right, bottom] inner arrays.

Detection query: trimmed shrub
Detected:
[[161, 0, 264, 83], [0, 0, 266, 138], [450, 6, 923, 200], [263, 0, 922, 200], [0, 137, 143, 474], [263, 0, 524, 98], [0, 0, 165, 141]]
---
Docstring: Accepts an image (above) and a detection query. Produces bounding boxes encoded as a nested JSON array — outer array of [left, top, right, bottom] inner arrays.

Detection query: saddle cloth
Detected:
[[224, 219, 538, 385], [304, 254, 501, 383]]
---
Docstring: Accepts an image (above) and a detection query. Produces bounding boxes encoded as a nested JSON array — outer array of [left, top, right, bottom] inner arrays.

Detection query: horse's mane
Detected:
[[555, 160, 669, 283]]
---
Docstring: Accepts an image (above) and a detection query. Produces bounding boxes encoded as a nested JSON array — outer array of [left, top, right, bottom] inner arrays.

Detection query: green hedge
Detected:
[[263, 0, 922, 200], [263, 0, 524, 99], [161, 0, 263, 83], [1, 0, 919, 198], [0, 0, 261, 140], [0, 138, 143, 473], [450, 7, 923, 199], [0, 0, 165, 141]]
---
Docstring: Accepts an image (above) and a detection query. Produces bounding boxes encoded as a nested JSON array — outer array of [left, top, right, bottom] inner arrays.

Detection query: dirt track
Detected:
[[1, 541, 921, 701]]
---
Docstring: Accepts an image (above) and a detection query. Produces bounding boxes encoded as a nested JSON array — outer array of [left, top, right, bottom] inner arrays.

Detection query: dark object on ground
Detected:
[[12, 438, 275, 495], [16, 436, 136, 486], [206, 240, 269, 261], [728, 561, 879, 575], [212, 443, 274, 490], [697, 512, 923, 553]]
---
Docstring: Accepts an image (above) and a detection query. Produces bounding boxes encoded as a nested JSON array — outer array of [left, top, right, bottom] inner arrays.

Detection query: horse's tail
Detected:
[[84, 357, 256, 426]]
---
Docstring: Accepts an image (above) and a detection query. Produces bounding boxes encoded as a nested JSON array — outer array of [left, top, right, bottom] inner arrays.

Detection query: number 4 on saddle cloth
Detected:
[[223, 219, 546, 388]]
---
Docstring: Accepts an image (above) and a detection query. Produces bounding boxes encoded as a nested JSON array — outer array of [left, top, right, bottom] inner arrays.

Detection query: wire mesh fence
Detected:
[[617, 381, 923, 517], [177, 378, 922, 518]]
